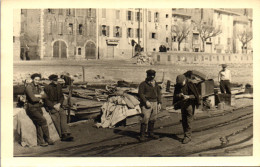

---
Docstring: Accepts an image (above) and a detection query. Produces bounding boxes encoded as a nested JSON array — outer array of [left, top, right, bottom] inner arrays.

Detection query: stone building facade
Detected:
[[16, 8, 253, 60]]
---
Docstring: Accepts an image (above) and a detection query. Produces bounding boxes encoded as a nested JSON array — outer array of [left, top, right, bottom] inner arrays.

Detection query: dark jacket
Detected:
[[25, 83, 42, 107], [173, 80, 201, 109], [138, 79, 162, 105], [44, 83, 64, 110]]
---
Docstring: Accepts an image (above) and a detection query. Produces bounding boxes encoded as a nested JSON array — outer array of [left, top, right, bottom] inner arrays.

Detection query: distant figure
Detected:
[[25, 44, 30, 60], [25, 73, 54, 147], [138, 69, 162, 142], [218, 64, 231, 94], [173, 74, 201, 144], [44, 74, 74, 142]]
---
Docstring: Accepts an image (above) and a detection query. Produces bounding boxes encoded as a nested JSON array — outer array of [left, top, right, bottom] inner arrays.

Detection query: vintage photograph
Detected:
[[12, 8, 253, 157]]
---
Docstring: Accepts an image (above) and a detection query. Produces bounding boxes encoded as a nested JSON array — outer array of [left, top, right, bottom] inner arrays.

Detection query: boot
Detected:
[[61, 133, 74, 142], [139, 123, 147, 142], [182, 136, 191, 144], [41, 125, 55, 145], [148, 121, 159, 139], [36, 125, 48, 147]]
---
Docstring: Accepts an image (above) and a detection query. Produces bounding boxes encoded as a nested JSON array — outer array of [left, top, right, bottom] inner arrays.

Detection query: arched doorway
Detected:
[[53, 40, 67, 58], [85, 42, 96, 59]]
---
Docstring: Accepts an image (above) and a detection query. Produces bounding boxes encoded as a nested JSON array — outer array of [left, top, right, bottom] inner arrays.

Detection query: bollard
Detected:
[[82, 66, 85, 82]]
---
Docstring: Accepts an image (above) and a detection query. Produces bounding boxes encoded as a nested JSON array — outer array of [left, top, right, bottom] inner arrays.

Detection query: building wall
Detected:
[[43, 9, 97, 59], [13, 9, 21, 61]]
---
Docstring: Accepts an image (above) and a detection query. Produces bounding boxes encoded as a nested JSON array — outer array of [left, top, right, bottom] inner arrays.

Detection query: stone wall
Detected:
[[152, 51, 253, 64]]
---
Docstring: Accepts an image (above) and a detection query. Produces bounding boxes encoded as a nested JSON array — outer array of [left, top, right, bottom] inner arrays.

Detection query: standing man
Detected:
[[25, 73, 54, 147], [173, 74, 201, 144], [138, 69, 162, 142], [44, 74, 74, 142], [218, 64, 231, 94]]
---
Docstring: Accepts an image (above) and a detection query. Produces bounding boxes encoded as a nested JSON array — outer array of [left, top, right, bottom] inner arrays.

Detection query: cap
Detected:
[[176, 74, 186, 84], [31, 73, 41, 79], [146, 69, 156, 76], [222, 64, 227, 68], [48, 74, 58, 81]]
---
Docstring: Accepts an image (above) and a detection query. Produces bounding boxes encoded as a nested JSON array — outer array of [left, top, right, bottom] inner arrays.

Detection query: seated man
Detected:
[[44, 74, 74, 142], [25, 73, 54, 146]]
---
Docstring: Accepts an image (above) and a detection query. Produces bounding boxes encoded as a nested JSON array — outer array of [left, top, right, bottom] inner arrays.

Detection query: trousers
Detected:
[[181, 101, 195, 138], [220, 80, 231, 94], [49, 108, 70, 137], [26, 105, 48, 144], [141, 102, 158, 125]]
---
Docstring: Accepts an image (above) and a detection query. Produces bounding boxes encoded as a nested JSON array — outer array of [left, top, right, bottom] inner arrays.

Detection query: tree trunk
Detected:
[[201, 39, 205, 52], [178, 41, 181, 51]]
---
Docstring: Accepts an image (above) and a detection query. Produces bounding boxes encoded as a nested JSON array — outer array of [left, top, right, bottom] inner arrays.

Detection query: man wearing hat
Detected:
[[173, 74, 200, 144], [218, 64, 231, 94], [25, 73, 54, 146], [44, 74, 74, 142], [138, 69, 162, 142]]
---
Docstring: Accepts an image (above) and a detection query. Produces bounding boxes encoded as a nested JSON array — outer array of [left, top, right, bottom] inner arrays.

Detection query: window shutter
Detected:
[[113, 26, 116, 37], [154, 13, 156, 22], [140, 29, 142, 38], [107, 26, 110, 37], [148, 11, 151, 22], [135, 29, 138, 38], [149, 32, 151, 39], [126, 28, 129, 38], [119, 27, 122, 37], [126, 11, 128, 20], [135, 12, 138, 21], [140, 13, 142, 22], [99, 25, 102, 36]]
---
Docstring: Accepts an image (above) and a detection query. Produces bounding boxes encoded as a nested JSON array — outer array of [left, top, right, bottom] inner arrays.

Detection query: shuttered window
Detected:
[[127, 28, 133, 38], [127, 11, 132, 21], [58, 22, 63, 35], [116, 10, 120, 19], [148, 11, 151, 22], [102, 9, 106, 18], [114, 26, 121, 37]]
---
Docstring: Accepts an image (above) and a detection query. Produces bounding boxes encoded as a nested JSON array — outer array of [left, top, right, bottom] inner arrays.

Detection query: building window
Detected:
[[58, 22, 63, 35], [78, 48, 81, 55], [127, 11, 132, 21], [13, 36, 15, 43], [66, 9, 75, 16], [48, 9, 55, 14], [114, 26, 121, 37], [127, 28, 133, 38], [87, 9, 92, 17], [102, 25, 107, 36], [166, 14, 169, 18], [102, 9, 106, 18], [79, 24, 83, 35], [58, 9, 63, 15], [154, 12, 159, 22], [151, 33, 156, 39], [148, 11, 151, 22], [68, 23, 73, 35], [116, 10, 120, 19], [227, 38, 231, 45], [136, 28, 142, 38], [48, 21, 52, 34], [166, 25, 168, 30], [136, 11, 142, 22], [173, 36, 177, 42], [166, 37, 169, 43]]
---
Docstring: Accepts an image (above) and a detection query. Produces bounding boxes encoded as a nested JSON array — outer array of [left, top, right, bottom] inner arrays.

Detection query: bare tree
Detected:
[[237, 29, 253, 54], [195, 20, 222, 52], [172, 21, 191, 51]]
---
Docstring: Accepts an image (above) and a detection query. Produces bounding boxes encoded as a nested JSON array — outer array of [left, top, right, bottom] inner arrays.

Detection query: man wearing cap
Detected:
[[25, 73, 54, 146], [218, 64, 231, 94], [173, 74, 200, 144], [138, 69, 162, 142], [44, 74, 74, 142]]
